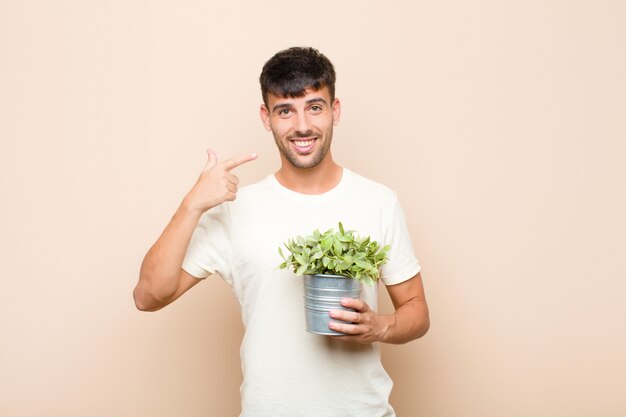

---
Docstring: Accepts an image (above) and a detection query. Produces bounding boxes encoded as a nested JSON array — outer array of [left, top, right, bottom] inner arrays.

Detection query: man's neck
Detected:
[[275, 155, 343, 195]]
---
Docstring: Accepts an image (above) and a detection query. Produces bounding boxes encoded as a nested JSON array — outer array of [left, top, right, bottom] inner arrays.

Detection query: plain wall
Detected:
[[1, 1, 625, 416]]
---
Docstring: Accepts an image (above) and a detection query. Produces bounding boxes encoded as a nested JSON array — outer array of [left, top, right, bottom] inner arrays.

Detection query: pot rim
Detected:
[[305, 273, 354, 279]]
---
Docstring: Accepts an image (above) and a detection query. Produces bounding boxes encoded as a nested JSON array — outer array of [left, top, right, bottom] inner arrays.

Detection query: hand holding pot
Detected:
[[183, 149, 257, 213], [328, 298, 389, 344]]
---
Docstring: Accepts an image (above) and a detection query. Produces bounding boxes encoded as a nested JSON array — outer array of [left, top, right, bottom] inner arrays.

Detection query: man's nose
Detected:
[[295, 111, 310, 133]]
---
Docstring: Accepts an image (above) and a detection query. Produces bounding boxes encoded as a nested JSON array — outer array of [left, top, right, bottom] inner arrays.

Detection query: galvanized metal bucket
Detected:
[[303, 274, 362, 335]]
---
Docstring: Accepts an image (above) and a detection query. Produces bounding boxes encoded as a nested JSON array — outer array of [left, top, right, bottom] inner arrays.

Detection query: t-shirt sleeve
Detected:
[[380, 197, 421, 286], [182, 203, 232, 282]]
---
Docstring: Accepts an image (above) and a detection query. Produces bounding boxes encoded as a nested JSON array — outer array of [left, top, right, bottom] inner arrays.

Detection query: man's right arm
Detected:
[[133, 150, 257, 311]]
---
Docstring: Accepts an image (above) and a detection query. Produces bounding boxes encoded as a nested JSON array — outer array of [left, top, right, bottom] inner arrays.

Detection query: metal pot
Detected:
[[303, 274, 362, 335]]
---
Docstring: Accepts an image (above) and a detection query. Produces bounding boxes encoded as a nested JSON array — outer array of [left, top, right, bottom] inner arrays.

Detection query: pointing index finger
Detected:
[[222, 153, 258, 171]]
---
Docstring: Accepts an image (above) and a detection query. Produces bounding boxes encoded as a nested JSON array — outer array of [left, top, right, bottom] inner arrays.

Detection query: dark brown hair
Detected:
[[259, 47, 336, 106]]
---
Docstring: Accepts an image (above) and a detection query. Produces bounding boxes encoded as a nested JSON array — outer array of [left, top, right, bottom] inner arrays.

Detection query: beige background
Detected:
[[1, 1, 625, 416]]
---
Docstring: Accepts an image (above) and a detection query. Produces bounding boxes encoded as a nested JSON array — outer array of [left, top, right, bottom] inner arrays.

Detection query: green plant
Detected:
[[278, 222, 390, 286]]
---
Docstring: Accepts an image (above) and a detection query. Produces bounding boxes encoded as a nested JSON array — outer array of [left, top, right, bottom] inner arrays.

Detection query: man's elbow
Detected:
[[407, 308, 430, 342], [133, 285, 164, 312], [415, 316, 430, 340]]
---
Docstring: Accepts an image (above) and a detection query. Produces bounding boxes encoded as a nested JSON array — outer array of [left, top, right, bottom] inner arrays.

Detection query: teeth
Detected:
[[294, 140, 313, 147]]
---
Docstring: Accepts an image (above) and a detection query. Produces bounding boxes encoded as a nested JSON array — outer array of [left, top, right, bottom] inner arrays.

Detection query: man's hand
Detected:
[[329, 274, 430, 344], [183, 149, 257, 213], [328, 298, 390, 344]]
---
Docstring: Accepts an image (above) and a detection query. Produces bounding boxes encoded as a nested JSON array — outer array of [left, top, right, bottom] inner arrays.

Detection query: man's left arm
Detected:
[[329, 273, 430, 344]]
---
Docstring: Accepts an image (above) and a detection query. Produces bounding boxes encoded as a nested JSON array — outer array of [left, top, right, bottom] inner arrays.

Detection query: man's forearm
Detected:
[[134, 202, 203, 309], [380, 298, 430, 344]]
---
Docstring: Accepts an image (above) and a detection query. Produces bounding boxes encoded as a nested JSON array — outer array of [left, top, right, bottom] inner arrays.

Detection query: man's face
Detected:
[[260, 86, 341, 169]]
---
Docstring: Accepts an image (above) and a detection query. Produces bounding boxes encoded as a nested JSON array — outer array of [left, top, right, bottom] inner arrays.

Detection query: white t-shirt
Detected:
[[183, 168, 420, 417]]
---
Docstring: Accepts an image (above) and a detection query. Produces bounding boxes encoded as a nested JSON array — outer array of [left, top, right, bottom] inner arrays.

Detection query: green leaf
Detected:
[[311, 251, 323, 260], [333, 240, 343, 256], [296, 264, 308, 275], [321, 237, 333, 252], [338, 260, 352, 270], [338, 222, 345, 234], [355, 259, 371, 269], [339, 234, 353, 242]]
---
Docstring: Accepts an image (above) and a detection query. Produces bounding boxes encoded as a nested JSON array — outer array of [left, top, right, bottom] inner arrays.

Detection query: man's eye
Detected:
[[310, 105, 322, 112], [278, 109, 291, 116]]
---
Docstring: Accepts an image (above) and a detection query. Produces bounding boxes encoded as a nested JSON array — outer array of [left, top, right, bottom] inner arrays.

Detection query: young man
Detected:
[[135, 47, 429, 417]]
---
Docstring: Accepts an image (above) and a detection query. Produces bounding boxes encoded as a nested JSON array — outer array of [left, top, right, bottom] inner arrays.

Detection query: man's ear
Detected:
[[260, 104, 272, 131], [332, 98, 341, 126]]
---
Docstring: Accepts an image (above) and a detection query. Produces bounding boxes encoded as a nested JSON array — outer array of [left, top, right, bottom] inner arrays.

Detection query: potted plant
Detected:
[[278, 222, 390, 335]]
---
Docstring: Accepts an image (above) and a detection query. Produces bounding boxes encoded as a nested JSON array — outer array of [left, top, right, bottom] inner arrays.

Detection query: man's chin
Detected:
[[287, 155, 324, 169]]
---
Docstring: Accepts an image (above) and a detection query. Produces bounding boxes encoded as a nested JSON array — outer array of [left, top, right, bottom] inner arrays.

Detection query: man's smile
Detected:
[[290, 137, 317, 153]]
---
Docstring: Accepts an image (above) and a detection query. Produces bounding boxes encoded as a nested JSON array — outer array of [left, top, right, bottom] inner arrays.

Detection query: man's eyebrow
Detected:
[[271, 102, 293, 113], [306, 97, 328, 106]]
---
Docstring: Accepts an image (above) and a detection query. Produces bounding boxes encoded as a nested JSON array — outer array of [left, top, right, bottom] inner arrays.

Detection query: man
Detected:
[[134, 47, 429, 417]]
